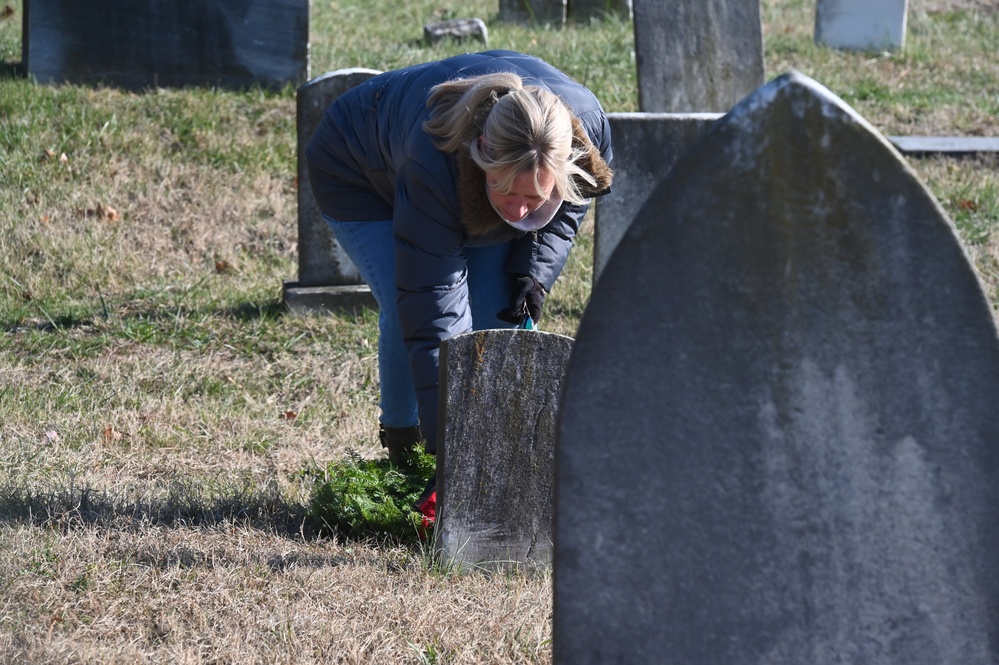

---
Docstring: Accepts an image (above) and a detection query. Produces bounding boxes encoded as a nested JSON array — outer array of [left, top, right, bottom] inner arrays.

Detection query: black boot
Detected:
[[379, 424, 422, 463]]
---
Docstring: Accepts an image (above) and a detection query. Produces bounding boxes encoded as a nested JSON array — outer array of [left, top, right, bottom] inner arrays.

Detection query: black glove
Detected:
[[497, 275, 546, 326]]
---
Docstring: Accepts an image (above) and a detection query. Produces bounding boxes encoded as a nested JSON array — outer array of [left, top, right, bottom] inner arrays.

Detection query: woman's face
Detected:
[[486, 168, 556, 223]]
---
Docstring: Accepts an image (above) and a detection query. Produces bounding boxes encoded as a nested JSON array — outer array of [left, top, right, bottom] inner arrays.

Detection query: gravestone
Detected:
[[633, 0, 764, 112], [23, 0, 308, 90], [554, 71, 999, 663], [283, 69, 381, 314], [423, 18, 489, 46], [499, 0, 567, 24], [888, 136, 999, 155], [436, 329, 574, 571], [594, 112, 721, 283], [569, 0, 632, 21], [816, 0, 908, 52]]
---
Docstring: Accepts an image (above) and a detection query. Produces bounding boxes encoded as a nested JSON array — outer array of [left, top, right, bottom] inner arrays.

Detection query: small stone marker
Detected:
[[436, 329, 573, 571], [554, 72, 999, 662], [499, 0, 567, 24], [594, 112, 721, 283], [888, 135, 999, 155], [423, 18, 488, 45], [633, 0, 764, 112], [816, 0, 908, 51], [284, 69, 381, 314], [23, 0, 309, 90]]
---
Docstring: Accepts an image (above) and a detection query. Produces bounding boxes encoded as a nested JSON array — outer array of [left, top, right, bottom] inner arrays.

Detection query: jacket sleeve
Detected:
[[504, 203, 587, 291], [393, 160, 471, 454]]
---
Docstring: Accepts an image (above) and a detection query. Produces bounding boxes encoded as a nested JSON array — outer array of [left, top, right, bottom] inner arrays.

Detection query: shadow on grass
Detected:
[[0, 480, 312, 538], [2, 297, 294, 334], [226, 298, 289, 322], [0, 482, 392, 571], [0, 61, 25, 80], [3, 296, 379, 333], [0, 472, 427, 554]]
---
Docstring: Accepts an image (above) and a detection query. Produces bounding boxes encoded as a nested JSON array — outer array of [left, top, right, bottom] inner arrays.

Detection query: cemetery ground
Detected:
[[0, 0, 996, 662]]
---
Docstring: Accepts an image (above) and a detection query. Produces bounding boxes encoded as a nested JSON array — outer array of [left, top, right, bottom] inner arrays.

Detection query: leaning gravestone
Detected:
[[816, 0, 908, 52], [283, 69, 381, 314], [633, 0, 764, 112], [593, 112, 721, 283], [436, 329, 573, 571], [499, 0, 566, 24], [554, 71, 999, 663], [23, 0, 308, 90]]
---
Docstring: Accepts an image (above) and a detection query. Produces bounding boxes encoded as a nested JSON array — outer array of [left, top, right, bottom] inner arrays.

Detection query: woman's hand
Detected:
[[498, 275, 546, 325]]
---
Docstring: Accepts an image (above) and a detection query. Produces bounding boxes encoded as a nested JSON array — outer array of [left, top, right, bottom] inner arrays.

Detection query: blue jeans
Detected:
[[324, 215, 516, 429]]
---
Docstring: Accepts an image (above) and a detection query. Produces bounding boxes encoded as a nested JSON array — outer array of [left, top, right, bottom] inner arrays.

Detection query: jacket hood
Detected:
[[456, 114, 614, 238]]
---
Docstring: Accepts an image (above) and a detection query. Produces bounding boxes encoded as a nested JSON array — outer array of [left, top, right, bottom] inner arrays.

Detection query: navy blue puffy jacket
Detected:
[[306, 50, 613, 451]]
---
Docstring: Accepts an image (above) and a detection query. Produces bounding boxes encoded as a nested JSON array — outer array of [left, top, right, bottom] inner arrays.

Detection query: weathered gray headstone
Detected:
[[633, 0, 765, 112], [816, 0, 908, 52], [499, 0, 567, 24], [555, 71, 999, 663], [594, 112, 721, 283], [569, 0, 632, 21], [23, 0, 308, 90], [284, 69, 381, 314], [436, 329, 573, 572], [423, 18, 489, 46]]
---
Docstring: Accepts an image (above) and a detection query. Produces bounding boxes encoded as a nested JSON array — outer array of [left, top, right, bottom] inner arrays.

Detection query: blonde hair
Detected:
[[423, 72, 596, 206]]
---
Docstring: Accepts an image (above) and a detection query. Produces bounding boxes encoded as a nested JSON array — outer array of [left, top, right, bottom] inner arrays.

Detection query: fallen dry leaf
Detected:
[[86, 203, 120, 221], [101, 425, 125, 443], [958, 199, 978, 212], [281, 411, 298, 421], [100, 203, 120, 221], [214, 259, 235, 275], [1, 6, 14, 19]]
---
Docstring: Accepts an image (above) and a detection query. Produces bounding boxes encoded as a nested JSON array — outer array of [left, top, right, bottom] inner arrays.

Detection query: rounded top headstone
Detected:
[[555, 71, 999, 664]]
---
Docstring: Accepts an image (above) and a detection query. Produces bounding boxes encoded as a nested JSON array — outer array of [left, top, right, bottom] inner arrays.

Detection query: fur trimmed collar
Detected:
[[456, 114, 613, 238]]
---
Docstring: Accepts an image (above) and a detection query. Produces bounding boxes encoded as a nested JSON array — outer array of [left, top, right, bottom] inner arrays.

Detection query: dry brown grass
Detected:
[[0, 522, 551, 664]]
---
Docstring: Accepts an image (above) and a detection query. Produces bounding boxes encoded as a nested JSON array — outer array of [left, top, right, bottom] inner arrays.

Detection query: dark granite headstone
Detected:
[[284, 69, 381, 314], [633, 0, 764, 112], [23, 0, 308, 90], [554, 72, 999, 663], [594, 112, 721, 283], [437, 329, 573, 571]]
